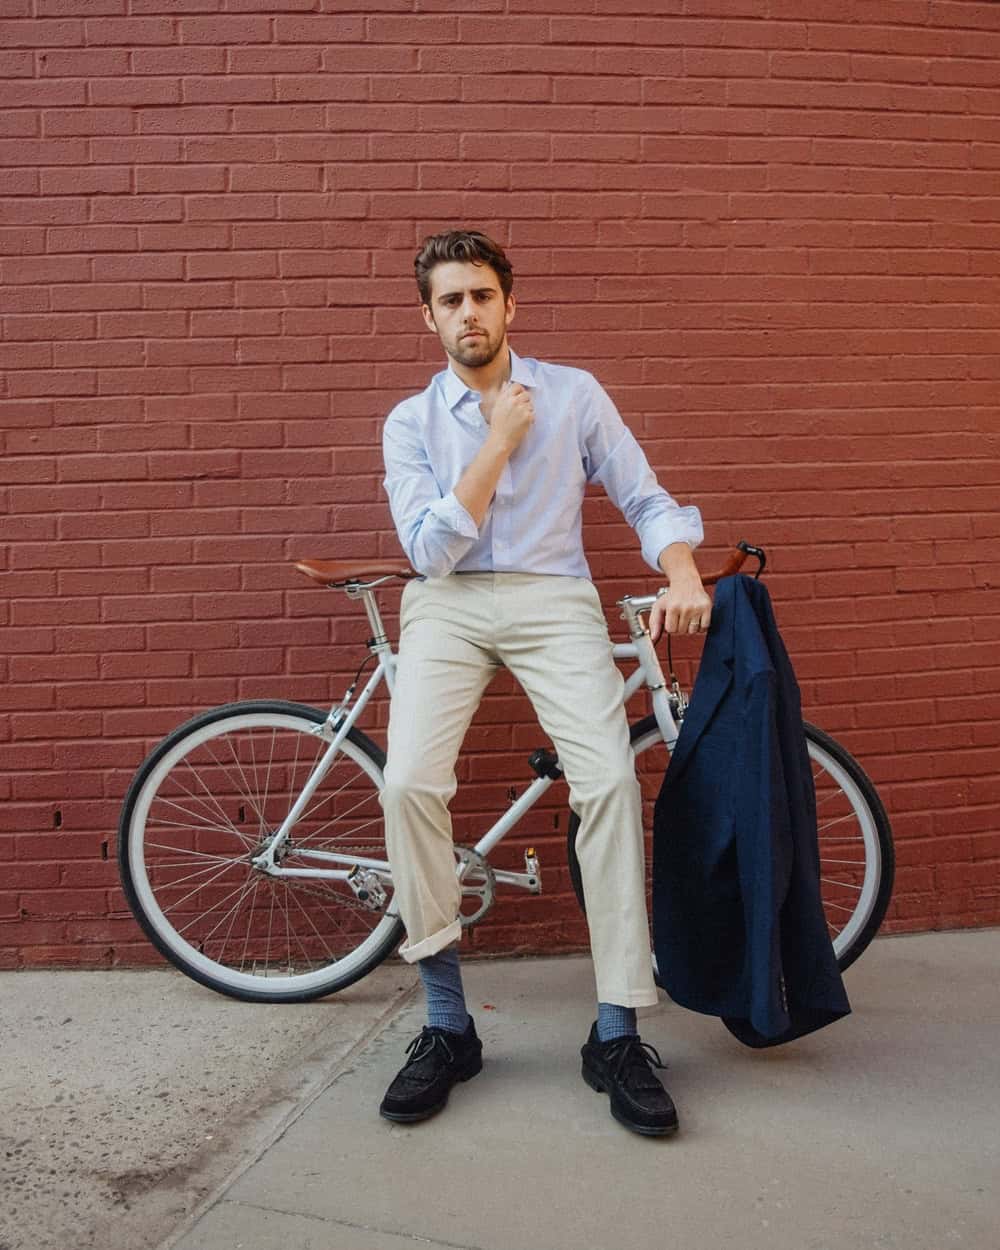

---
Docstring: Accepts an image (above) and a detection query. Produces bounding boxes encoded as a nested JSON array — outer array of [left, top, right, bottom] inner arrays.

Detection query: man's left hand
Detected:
[[648, 536, 713, 646], [649, 578, 712, 643]]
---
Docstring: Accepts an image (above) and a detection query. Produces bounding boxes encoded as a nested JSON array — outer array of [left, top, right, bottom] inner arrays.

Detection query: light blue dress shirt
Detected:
[[381, 349, 703, 580]]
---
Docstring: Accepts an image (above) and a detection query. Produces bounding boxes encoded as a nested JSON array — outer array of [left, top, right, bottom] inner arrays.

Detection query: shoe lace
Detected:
[[403, 1027, 455, 1069], [603, 1036, 667, 1089]]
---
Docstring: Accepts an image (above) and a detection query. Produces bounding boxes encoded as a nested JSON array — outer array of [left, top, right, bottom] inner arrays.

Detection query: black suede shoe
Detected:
[[580, 1022, 679, 1136], [379, 1018, 482, 1123]]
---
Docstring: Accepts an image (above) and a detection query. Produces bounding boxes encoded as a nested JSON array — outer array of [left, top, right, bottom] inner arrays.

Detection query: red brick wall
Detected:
[[2, 1, 999, 968]]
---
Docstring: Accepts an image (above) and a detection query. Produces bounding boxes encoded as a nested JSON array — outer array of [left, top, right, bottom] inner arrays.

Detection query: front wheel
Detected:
[[118, 700, 404, 1002], [567, 716, 895, 974]]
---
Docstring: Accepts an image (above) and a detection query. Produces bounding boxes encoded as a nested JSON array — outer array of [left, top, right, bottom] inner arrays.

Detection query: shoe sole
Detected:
[[379, 1055, 483, 1124], [581, 1063, 679, 1137]]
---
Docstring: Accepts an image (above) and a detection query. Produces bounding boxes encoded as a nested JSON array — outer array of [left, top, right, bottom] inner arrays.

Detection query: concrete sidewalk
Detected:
[[4, 930, 999, 1250]]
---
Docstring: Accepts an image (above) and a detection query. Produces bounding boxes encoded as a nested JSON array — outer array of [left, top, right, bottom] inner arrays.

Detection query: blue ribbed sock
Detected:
[[418, 947, 471, 1035], [597, 1002, 638, 1042]]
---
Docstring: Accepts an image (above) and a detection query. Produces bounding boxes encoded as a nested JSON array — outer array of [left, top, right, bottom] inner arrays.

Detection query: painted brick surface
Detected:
[[2, 1, 999, 969]]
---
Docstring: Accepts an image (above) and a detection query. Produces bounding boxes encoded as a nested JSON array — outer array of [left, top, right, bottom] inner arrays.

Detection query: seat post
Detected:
[[352, 585, 388, 648]]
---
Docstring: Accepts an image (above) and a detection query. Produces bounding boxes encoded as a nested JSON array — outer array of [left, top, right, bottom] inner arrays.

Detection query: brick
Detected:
[[144, 337, 236, 366], [372, 74, 461, 103], [232, 46, 321, 74], [0, 115, 39, 141], [137, 107, 229, 135], [3, 79, 86, 109], [186, 193, 276, 221], [0, 51, 36, 77], [230, 163, 323, 194], [90, 77, 180, 107], [322, 46, 414, 73], [0, 139, 87, 168], [273, 15, 365, 41], [150, 508, 240, 536], [183, 75, 275, 105], [0, 227, 45, 256], [0, 19, 84, 47], [85, 16, 174, 44]]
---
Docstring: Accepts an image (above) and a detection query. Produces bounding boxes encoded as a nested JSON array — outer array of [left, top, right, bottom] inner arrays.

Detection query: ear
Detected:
[[504, 292, 516, 329], [420, 303, 437, 334]]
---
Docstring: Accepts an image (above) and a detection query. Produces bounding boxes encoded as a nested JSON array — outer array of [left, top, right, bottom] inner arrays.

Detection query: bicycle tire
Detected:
[[118, 700, 404, 1003], [566, 715, 895, 975]]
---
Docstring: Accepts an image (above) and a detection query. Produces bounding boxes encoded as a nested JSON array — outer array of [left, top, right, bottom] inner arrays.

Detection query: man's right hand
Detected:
[[488, 381, 535, 453]]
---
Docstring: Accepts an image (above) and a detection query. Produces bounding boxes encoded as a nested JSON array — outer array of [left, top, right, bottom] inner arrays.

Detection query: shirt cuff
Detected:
[[642, 507, 704, 572], [426, 491, 480, 540]]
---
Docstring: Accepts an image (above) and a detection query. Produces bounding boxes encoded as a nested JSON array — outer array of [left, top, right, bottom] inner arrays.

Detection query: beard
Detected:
[[445, 330, 505, 370]]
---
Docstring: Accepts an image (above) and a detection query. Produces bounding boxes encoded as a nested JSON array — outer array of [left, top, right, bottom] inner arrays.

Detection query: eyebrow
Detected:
[[435, 286, 498, 301]]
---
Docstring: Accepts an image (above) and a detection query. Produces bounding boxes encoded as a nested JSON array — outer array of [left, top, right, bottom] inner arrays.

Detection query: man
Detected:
[[378, 229, 710, 1136]]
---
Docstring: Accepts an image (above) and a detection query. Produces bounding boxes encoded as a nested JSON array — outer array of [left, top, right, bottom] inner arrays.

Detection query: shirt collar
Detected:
[[440, 347, 535, 411]]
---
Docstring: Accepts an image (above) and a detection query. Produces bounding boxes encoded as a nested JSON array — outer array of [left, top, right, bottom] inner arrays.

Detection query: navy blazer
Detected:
[[652, 574, 851, 1047]]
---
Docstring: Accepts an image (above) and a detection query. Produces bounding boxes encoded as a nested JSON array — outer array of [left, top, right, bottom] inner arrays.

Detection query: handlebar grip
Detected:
[[700, 541, 766, 586]]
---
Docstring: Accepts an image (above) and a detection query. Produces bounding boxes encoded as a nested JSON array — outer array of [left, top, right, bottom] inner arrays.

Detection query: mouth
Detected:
[[461, 331, 484, 340]]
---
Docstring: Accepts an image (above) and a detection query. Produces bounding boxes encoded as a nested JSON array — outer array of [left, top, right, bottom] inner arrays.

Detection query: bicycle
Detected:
[[118, 542, 895, 1004]]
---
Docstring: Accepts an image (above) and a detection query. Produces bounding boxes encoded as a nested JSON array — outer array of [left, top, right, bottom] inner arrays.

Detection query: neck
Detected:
[[450, 343, 511, 394]]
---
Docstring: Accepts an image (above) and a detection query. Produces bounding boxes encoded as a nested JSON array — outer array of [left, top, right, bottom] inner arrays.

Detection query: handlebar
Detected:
[[699, 540, 766, 586], [293, 542, 767, 591]]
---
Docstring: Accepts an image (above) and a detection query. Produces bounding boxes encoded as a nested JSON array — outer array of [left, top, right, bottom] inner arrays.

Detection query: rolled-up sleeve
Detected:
[[581, 378, 703, 572], [382, 411, 480, 579]]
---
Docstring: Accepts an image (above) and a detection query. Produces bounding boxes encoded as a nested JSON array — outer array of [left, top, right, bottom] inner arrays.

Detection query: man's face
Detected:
[[421, 260, 515, 371]]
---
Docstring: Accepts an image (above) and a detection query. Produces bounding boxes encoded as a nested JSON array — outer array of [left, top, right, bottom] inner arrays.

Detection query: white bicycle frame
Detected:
[[250, 578, 681, 896]]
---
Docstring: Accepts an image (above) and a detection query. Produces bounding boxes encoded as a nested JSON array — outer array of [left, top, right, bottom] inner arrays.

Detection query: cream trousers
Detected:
[[379, 572, 658, 1008]]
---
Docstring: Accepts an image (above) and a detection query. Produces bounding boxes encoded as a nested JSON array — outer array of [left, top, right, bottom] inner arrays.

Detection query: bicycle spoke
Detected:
[[283, 882, 339, 966], [169, 864, 255, 930], [192, 873, 262, 948], [147, 799, 250, 842], [180, 755, 247, 838], [816, 811, 859, 834], [294, 808, 384, 849], [254, 729, 276, 837], [293, 769, 379, 837], [237, 875, 262, 972], [220, 871, 257, 967], [201, 738, 268, 834], [148, 856, 246, 893]]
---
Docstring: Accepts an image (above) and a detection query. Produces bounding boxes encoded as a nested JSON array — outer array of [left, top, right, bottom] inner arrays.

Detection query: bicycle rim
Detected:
[[118, 701, 403, 1002]]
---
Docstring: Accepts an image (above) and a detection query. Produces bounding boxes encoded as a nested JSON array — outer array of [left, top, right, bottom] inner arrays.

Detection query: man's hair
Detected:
[[414, 229, 514, 306]]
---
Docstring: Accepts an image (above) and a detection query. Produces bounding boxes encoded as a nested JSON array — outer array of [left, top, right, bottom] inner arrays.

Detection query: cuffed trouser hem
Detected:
[[595, 985, 660, 1009], [399, 919, 463, 964]]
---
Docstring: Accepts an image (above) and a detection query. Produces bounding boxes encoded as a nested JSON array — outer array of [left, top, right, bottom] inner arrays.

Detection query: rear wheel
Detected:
[[118, 700, 403, 1002], [567, 715, 894, 974]]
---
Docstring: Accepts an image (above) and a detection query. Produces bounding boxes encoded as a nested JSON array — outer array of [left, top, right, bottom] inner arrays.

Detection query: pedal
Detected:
[[524, 847, 541, 893], [347, 865, 387, 911]]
